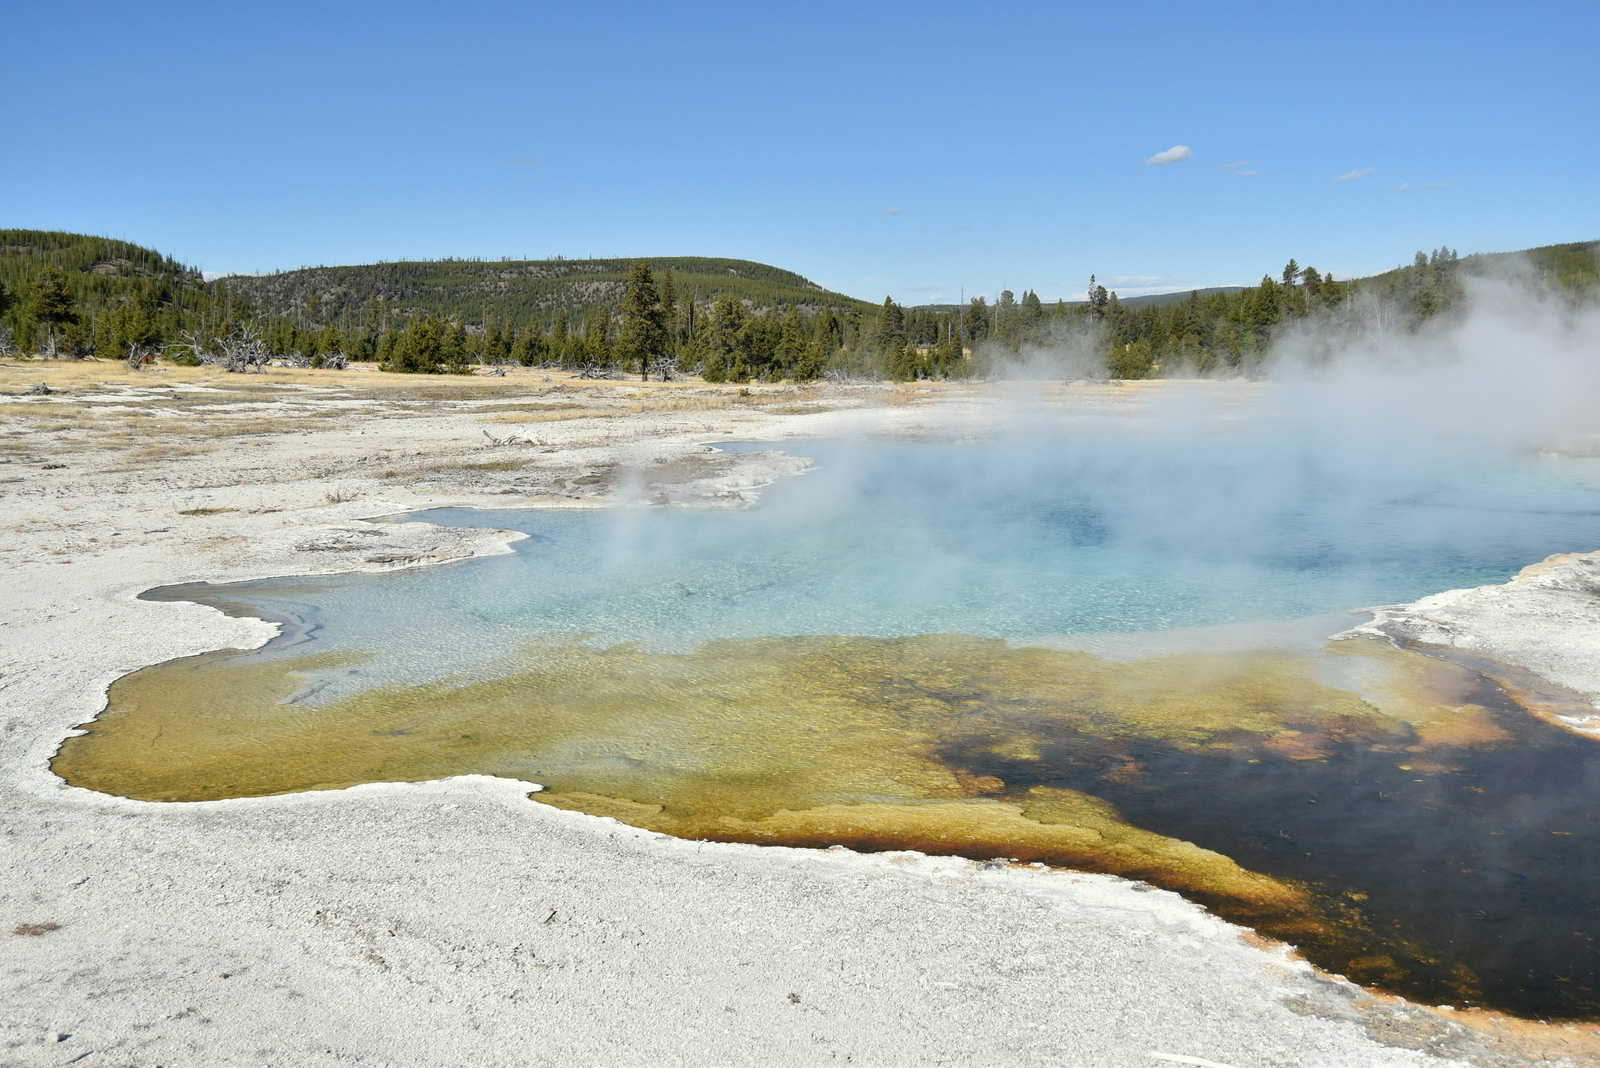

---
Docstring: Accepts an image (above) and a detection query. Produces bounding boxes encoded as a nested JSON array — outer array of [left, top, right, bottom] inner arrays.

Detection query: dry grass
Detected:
[[13, 922, 60, 936], [178, 507, 238, 516], [488, 410, 620, 423], [472, 401, 588, 413], [624, 396, 736, 413]]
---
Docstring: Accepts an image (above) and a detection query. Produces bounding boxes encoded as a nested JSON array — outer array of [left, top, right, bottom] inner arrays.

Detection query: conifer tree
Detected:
[[617, 261, 666, 380], [583, 307, 611, 367], [1086, 276, 1109, 322], [774, 306, 807, 380], [659, 267, 677, 348], [965, 297, 989, 343], [30, 267, 77, 357], [873, 296, 903, 355], [1022, 289, 1044, 324], [442, 317, 472, 373], [552, 309, 570, 365]]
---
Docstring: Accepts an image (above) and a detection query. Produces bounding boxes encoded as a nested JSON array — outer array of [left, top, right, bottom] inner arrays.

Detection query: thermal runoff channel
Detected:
[[58, 384, 1600, 1020]]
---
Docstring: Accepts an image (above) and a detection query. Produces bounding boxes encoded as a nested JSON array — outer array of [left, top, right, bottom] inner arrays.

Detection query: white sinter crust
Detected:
[[1342, 551, 1600, 736], [0, 370, 1571, 1066]]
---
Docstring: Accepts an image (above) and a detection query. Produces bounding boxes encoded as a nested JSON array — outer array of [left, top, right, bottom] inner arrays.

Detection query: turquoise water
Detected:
[[184, 433, 1600, 697]]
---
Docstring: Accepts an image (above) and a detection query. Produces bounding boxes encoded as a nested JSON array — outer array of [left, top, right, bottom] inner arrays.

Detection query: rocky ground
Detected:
[[2, 360, 1596, 1067]]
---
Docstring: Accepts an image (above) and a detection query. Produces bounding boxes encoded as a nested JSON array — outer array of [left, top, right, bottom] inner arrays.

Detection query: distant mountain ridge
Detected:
[[911, 287, 1247, 314]]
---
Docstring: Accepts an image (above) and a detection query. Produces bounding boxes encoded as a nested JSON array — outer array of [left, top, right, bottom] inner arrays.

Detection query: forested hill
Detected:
[[2, 228, 1593, 382], [912, 287, 1246, 314], [219, 256, 878, 331], [0, 229, 207, 340], [1364, 240, 1599, 295]]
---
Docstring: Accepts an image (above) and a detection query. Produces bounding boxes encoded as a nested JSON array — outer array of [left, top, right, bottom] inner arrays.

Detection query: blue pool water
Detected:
[[203, 430, 1600, 696]]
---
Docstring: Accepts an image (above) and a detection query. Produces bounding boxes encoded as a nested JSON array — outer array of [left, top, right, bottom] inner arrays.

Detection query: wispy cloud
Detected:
[[903, 284, 945, 292], [1222, 160, 1251, 170], [503, 157, 540, 166], [1093, 275, 1197, 298], [1398, 181, 1449, 194], [1146, 145, 1192, 166], [1107, 275, 1182, 287], [1397, 183, 1413, 193], [881, 206, 902, 216], [1333, 168, 1371, 182], [1232, 170, 1260, 178]]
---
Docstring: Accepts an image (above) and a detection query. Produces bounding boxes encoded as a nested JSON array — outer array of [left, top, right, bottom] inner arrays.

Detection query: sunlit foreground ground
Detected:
[[54, 621, 1600, 1019], [11, 358, 1600, 1063]]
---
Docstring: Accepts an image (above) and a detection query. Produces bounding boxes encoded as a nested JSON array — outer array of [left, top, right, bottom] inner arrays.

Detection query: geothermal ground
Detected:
[[3, 360, 1598, 1067]]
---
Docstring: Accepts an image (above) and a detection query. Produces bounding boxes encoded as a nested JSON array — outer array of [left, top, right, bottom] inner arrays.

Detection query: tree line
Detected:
[[4, 229, 1593, 380]]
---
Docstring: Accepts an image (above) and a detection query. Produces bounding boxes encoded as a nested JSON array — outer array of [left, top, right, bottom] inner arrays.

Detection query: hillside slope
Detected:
[[219, 256, 877, 330]]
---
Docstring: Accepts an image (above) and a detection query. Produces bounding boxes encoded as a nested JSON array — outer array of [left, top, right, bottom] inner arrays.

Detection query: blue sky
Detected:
[[6, 1, 1596, 304]]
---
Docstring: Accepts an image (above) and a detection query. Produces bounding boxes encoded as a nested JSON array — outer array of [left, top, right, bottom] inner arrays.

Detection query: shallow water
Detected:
[[56, 430, 1600, 1018], [133, 435, 1600, 700]]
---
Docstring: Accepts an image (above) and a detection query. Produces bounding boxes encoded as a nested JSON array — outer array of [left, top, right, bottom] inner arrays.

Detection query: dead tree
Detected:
[[125, 342, 154, 371], [168, 330, 213, 367], [649, 354, 682, 382], [576, 360, 622, 380], [200, 323, 271, 373]]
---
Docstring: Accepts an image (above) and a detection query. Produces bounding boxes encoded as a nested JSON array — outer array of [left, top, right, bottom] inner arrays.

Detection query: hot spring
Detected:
[[55, 400, 1600, 1019]]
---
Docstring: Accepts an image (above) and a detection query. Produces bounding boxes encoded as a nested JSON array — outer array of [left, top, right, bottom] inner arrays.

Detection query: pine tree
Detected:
[[965, 297, 989, 343], [774, 306, 807, 380], [30, 267, 78, 357], [617, 261, 666, 380], [1086, 277, 1109, 323], [1022, 289, 1044, 324], [552, 308, 570, 365], [873, 296, 903, 355], [583, 307, 611, 367], [659, 267, 677, 349]]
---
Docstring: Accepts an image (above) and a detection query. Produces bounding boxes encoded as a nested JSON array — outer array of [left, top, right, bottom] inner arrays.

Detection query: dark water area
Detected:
[[945, 675, 1600, 1019]]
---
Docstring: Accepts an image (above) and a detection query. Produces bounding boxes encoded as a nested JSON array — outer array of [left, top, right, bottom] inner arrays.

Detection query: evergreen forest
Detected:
[[2, 229, 1594, 382]]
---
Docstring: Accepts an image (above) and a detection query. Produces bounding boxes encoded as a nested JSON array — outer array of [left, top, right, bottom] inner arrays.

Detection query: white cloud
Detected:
[[1333, 168, 1371, 182], [1232, 170, 1260, 178], [503, 157, 540, 166], [1093, 276, 1198, 298], [1146, 145, 1192, 166], [881, 206, 902, 216], [1222, 160, 1251, 170], [1397, 183, 1413, 193]]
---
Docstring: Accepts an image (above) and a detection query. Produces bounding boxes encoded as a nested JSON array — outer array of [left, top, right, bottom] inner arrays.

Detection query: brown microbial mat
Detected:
[[55, 629, 1600, 1020]]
